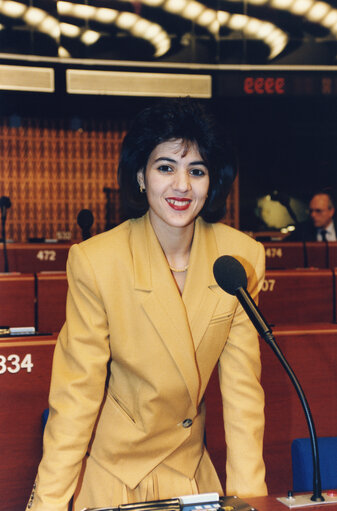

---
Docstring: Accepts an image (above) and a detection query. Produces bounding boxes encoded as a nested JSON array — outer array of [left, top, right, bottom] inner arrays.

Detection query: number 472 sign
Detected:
[[0, 354, 33, 374]]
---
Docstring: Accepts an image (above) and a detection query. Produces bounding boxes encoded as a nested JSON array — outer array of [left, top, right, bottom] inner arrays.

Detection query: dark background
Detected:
[[2, 87, 336, 232]]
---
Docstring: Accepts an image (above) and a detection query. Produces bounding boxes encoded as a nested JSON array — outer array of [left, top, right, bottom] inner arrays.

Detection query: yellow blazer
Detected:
[[29, 213, 267, 511]]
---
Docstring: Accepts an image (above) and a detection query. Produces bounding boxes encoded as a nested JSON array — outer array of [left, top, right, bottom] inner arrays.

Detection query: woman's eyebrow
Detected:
[[154, 157, 176, 163], [154, 156, 206, 166], [189, 160, 207, 166]]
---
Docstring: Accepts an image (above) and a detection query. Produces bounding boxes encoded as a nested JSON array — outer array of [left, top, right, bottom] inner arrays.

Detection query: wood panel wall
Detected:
[[0, 116, 239, 243]]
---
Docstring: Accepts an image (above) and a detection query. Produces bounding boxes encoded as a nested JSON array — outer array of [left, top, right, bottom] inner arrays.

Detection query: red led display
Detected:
[[244, 77, 285, 95]]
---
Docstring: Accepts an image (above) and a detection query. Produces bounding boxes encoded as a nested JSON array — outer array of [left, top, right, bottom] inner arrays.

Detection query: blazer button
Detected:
[[182, 418, 193, 428]]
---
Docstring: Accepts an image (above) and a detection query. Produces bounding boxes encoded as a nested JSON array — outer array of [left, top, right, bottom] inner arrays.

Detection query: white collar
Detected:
[[318, 221, 336, 241]]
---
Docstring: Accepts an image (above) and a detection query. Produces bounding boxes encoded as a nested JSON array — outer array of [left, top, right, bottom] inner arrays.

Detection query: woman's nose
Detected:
[[173, 171, 191, 192]]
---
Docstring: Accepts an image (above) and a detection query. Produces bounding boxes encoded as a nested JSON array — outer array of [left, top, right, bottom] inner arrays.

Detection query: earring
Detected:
[[139, 184, 146, 193]]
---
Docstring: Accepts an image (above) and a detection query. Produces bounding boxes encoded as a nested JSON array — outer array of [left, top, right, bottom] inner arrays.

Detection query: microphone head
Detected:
[[77, 209, 94, 229], [213, 255, 247, 295], [0, 196, 11, 209]]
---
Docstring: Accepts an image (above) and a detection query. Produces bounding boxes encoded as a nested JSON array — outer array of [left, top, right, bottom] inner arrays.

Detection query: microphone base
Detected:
[[277, 493, 337, 508]]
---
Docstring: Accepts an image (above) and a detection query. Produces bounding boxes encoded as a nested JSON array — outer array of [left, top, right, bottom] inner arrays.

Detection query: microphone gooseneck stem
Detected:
[[1, 208, 9, 273], [236, 288, 324, 502], [263, 331, 324, 502], [324, 239, 329, 269], [303, 239, 308, 268]]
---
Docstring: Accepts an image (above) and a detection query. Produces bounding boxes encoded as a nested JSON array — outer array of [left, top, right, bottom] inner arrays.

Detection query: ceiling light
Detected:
[[249, 0, 268, 4], [218, 6, 288, 59], [153, 32, 167, 44], [269, 36, 288, 58], [81, 29, 100, 45], [183, 1, 203, 20], [290, 0, 313, 15], [322, 9, 337, 28], [155, 39, 171, 56], [270, 0, 292, 8], [218, 11, 230, 24], [164, 0, 187, 14], [257, 21, 274, 38], [1, 1, 26, 17], [73, 4, 95, 19], [144, 0, 164, 5], [330, 22, 337, 34], [57, 1, 73, 15], [23, 7, 46, 25], [95, 8, 118, 23], [197, 8, 216, 26], [39, 16, 60, 38], [307, 2, 329, 22], [229, 14, 248, 30], [60, 22, 80, 37], [143, 23, 161, 39], [209, 20, 219, 34], [117, 12, 138, 30], [273, 32, 288, 45], [58, 46, 71, 57], [132, 19, 151, 37], [264, 28, 280, 42], [245, 18, 262, 34]]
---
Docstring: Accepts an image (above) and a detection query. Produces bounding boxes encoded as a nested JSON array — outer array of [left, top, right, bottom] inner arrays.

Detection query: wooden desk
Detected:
[[36, 272, 68, 334], [0, 273, 35, 328], [259, 269, 334, 324], [0, 334, 56, 511], [264, 242, 337, 270], [247, 494, 337, 511], [1, 326, 335, 510], [205, 323, 337, 495], [0, 243, 70, 273]]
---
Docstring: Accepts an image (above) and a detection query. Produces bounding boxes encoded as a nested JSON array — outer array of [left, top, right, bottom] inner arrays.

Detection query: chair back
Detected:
[[292, 437, 337, 492]]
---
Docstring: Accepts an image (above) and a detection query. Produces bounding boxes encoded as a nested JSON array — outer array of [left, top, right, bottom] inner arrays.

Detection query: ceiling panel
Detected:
[[0, 0, 336, 64]]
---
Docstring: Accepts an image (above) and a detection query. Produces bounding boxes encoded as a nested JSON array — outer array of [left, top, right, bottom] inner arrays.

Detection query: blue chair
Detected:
[[292, 437, 337, 492]]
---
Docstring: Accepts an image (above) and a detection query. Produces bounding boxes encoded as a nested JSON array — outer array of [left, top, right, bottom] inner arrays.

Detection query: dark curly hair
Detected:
[[118, 98, 236, 223]]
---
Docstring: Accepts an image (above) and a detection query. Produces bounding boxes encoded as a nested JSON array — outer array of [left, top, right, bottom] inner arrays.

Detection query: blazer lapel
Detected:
[[182, 218, 220, 351], [130, 214, 200, 407]]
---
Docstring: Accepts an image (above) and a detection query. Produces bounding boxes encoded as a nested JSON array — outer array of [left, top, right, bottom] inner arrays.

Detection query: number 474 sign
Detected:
[[0, 354, 33, 374]]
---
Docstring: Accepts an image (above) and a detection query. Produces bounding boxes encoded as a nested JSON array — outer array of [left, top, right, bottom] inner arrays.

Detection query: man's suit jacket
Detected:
[[29, 213, 267, 511], [286, 219, 337, 242]]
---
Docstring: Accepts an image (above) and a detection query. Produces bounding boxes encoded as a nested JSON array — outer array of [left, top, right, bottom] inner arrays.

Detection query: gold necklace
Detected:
[[169, 264, 189, 273]]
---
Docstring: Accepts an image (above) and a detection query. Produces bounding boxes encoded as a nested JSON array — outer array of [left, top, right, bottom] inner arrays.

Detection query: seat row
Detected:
[[1, 267, 336, 332], [0, 272, 67, 333], [264, 241, 337, 269], [1, 241, 337, 273]]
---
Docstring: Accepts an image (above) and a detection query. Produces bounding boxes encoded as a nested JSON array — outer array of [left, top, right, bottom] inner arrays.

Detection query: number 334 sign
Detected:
[[0, 354, 33, 374]]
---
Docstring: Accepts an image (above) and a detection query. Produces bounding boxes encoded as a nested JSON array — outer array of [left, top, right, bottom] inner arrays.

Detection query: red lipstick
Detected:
[[166, 197, 191, 211]]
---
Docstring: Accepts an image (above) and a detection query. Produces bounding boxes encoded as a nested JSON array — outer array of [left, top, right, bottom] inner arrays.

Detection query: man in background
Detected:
[[287, 191, 336, 241]]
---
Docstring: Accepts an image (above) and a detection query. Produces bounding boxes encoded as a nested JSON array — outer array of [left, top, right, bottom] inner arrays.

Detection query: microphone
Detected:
[[0, 196, 11, 272], [0, 196, 11, 225], [213, 256, 272, 340], [77, 209, 94, 241], [213, 255, 324, 504]]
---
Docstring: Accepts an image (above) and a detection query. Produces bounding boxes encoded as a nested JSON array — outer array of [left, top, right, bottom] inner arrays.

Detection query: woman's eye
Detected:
[[190, 168, 206, 176], [158, 165, 173, 173]]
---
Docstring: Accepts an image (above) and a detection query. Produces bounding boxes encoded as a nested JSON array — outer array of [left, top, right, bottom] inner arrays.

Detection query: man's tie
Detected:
[[320, 229, 328, 242]]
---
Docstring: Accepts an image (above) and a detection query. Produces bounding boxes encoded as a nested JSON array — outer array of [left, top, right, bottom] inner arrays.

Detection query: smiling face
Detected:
[[137, 139, 210, 234]]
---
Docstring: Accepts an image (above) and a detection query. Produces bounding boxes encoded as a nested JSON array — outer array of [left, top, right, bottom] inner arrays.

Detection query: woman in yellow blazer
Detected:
[[27, 99, 267, 511]]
